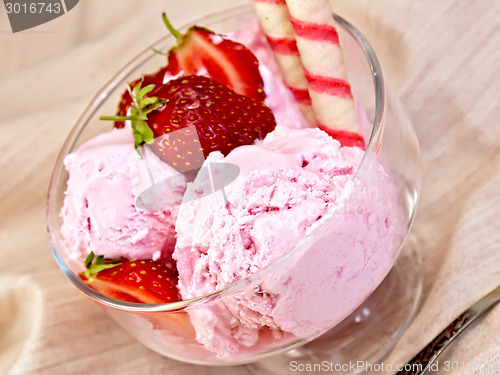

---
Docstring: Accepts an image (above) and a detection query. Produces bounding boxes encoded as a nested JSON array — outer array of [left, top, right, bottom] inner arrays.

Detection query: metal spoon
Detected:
[[396, 285, 500, 375]]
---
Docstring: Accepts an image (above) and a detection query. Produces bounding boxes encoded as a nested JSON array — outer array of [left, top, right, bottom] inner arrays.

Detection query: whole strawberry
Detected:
[[148, 75, 276, 171], [102, 75, 276, 172]]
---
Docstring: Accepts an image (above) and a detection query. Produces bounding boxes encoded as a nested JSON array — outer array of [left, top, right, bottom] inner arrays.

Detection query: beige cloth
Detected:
[[0, 0, 498, 374]]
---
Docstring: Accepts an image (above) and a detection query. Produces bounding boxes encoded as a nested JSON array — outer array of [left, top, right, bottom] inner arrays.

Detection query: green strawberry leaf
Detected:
[[137, 84, 156, 102], [84, 251, 94, 269], [99, 79, 166, 155], [81, 251, 124, 279]]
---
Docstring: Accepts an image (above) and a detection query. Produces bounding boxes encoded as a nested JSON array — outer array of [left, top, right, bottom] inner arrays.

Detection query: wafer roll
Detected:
[[285, 0, 364, 147], [252, 0, 316, 125]]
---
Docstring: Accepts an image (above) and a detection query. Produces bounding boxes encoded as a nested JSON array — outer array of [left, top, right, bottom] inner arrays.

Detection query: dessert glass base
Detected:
[[247, 236, 423, 374]]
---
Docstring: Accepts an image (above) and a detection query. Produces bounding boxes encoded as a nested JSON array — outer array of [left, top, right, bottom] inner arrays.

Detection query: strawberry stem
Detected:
[[100, 80, 166, 151], [99, 115, 135, 121], [162, 12, 182, 43], [152, 48, 167, 56], [82, 251, 123, 280]]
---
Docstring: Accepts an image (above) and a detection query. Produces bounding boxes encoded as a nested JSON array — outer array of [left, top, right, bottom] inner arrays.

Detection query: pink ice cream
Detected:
[[173, 126, 402, 356], [60, 127, 186, 263]]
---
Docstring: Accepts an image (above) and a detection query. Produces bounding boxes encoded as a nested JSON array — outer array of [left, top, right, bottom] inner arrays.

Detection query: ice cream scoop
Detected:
[[60, 127, 186, 264], [173, 125, 402, 356]]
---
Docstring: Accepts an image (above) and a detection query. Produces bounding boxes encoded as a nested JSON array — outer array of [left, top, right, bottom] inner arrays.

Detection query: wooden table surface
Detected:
[[1, 1, 499, 374]]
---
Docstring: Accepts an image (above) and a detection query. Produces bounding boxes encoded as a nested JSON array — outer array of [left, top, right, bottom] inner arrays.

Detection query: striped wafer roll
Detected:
[[251, 0, 316, 126], [285, 0, 364, 148]]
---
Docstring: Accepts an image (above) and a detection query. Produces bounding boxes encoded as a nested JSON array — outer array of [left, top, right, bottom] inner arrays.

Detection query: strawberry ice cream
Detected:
[[60, 127, 186, 263], [173, 126, 402, 356]]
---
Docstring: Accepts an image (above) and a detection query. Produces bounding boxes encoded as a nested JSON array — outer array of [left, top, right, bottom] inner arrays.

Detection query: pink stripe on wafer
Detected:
[[265, 36, 299, 55], [317, 123, 365, 149], [304, 70, 353, 99], [287, 85, 312, 104], [289, 16, 340, 44], [285, 0, 363, 145]]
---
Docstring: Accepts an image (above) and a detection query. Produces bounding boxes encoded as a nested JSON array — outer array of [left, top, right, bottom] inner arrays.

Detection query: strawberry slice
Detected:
[[163, 13, 265, 102], [114, 13, 266, 128], [80, 252, 180, 304], [112, 13, 266, 130]]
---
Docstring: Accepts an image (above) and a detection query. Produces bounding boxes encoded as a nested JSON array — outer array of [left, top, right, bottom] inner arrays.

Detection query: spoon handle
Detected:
[[396, 309, 477, 375], [396, 285, 500, 375]]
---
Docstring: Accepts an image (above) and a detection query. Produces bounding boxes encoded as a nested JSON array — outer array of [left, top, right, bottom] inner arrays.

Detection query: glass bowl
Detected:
[[46, 4, 421, 366]]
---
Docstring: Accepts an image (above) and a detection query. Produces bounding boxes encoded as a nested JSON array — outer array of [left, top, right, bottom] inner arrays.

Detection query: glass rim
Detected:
[[46, 4, 386, 313]]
